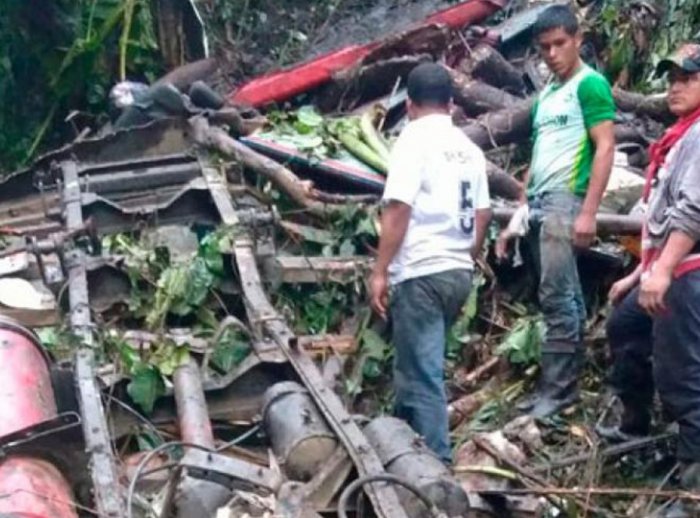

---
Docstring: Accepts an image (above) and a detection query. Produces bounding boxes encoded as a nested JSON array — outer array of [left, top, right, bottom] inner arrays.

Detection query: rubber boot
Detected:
[[528, 351, 582, 419], [596, 399, 651, 443], [660, 463, 700, 517]]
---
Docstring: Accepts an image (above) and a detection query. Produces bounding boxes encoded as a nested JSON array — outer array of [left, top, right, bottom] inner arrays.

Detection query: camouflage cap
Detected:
[[656, 43, 700, 76]]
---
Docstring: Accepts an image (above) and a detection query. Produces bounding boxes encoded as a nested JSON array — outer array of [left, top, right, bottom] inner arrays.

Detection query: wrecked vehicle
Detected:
[[0, 0, 699, 517]]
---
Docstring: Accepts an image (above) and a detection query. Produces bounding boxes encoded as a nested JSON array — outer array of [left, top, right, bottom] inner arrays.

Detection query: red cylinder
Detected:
[[0, 458, 78, 518], [0, 317, 78, 518], [0, 318, 56, 435]]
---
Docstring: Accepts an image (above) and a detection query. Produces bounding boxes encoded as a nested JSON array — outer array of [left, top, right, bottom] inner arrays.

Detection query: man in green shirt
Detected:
[[507, 5, 616, 418]]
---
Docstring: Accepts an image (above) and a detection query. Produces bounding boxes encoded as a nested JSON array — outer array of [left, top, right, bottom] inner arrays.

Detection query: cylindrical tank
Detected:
[[262, 381, 337, 481], [0, 317, 57, 435], [0, 317, 77, 518], [364, 416, 469, 518]]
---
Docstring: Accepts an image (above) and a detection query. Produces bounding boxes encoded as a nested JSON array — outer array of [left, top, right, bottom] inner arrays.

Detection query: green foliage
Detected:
[[495, 316, 545, 365], [211, 327, 251, 372], [597, 0, 700, 89], [0, 0, 162, 172], [447, 273, 486, 358], [101, 227, 244, 413], [345, 326, 393, 398]]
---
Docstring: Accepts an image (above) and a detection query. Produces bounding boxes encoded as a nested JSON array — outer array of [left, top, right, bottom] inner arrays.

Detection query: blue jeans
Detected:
[[528, 191, 586, 352], [389, 269, 473, 463]]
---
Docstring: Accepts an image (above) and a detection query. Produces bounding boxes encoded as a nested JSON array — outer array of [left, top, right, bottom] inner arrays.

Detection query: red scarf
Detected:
[[642, 105, 700, 201], [641, 105, 700, 275]]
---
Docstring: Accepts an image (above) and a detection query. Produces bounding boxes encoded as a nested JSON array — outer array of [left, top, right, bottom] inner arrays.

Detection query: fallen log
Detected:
[[461, 99, 533, 150], [613, 88, 672, 123], [486, 162, 522, 201], [459, 43, 527, 96], [461, 99, 657, 150], [493, 206, 643, 236], [448, 69, 520, 117], [316, 55, 429, 113], [190, 117, 347, 217], [155, 58, 220, 92]]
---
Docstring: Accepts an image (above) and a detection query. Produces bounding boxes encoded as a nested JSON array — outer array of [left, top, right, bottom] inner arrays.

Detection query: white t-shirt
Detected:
[[382, 114, 490, 285]]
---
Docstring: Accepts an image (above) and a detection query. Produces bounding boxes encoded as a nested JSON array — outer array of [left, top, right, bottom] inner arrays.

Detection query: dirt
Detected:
[[201, 0, 452, 83]]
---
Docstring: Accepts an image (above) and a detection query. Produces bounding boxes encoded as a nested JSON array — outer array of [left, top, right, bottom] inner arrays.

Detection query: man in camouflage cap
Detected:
[[604, 42, 700, 516]]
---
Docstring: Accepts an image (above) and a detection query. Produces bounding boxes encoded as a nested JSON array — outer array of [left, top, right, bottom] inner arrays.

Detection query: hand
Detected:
[[369, 269, 389, 320], [573, 211, 596, 249], [608, 275, 637, 306], [638, 268, 672, 315], [495, 230, 511, 261]]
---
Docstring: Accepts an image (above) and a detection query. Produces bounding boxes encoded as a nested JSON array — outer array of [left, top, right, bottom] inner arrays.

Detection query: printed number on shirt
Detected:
[[459, 180, 474, 234]]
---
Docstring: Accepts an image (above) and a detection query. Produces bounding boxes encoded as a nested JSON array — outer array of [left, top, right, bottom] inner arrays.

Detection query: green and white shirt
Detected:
[[528, 64, 615, 196]]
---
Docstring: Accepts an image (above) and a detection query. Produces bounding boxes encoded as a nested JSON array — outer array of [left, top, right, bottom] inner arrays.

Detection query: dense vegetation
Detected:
[[1, 0, 700, 173]]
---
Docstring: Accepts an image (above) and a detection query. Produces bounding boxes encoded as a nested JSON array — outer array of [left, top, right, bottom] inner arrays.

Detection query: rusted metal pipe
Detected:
[[173, 358, 215, 448], [172, 358, 231, 518], [0, 317, 78, 518]]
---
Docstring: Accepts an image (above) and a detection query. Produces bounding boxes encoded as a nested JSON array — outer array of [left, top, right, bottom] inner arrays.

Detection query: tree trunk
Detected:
[[460, 99, 534, 150], [459, 43, 527, 96], [155, 58, 220, 92], [486, 161, 522, 201], [316, 55, 429, 112], [448, 69, 520, 117], [613, 88, 672, 123]]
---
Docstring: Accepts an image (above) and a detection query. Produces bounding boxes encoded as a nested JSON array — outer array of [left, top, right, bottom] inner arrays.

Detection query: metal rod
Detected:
[[62, 160, 125, 517]]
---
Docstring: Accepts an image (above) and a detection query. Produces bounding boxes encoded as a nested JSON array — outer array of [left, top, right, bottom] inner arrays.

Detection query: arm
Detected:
[[574, 120, 615, 247], [608, 262, 643, 305], [639, 231, 696, 314], [375, 201, 412, 273], [639, 126, 700, 314], [369, 201, 412, 320], [472, 208, 492, 259]]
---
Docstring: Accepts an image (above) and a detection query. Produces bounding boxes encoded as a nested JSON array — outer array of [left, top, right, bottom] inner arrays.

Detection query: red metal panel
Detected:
[[0, 322, 55, 436]]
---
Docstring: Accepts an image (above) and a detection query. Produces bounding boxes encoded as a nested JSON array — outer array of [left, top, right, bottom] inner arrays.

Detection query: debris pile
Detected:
[[0, 1, 695, 517]]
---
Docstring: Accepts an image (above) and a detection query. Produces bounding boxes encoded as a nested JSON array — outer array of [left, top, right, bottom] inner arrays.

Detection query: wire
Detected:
[[216, 423, 261, 452], [126, 422, 260, 518], [106, 394, 165, 442], [337, 474, 443, 518], [126, 441, 214, 518]]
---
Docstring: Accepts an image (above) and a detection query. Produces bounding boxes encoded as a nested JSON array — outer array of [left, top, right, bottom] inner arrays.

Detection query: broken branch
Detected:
[[190, 116, 346, 217]]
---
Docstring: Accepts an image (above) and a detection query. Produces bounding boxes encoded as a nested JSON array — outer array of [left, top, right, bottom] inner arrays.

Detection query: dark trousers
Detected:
[[607, 270, 700, 461], [390, 269, 472, 463]]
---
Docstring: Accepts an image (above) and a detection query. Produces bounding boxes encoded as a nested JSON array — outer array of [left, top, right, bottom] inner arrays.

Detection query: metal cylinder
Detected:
[[0, 317, 77, 518], [173, 358, 232, 518], [364, 417, 469, 518], [0, 457, 78, 518], [0, 317, 56, 435], [173, 358, 215, 448], [262, 381, 338, 481]]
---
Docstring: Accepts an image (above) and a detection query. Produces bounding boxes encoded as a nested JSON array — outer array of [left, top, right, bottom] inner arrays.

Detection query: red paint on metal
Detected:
[[0, 458, 78, 518], [0, 326, 56, 436], [0, 319, 78, 518], [230, 0, 508, 107]]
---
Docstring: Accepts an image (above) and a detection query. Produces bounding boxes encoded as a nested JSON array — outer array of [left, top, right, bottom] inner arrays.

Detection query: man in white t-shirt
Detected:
[[369, 63, 492, 463]]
